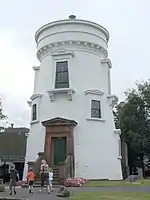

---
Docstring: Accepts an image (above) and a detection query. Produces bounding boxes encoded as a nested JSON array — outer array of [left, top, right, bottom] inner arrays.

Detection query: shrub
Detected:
[[64, 178, 88, 187]]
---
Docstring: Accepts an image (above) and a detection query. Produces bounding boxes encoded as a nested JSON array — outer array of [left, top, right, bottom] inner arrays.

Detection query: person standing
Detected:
[[39, 160, 50, 193], [9, 164, 19, 195], [49, 168, 53, 192], [27, 168, 35, 194]]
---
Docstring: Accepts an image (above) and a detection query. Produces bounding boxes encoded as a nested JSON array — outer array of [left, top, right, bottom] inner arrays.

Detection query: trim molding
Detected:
[[101, 59, 112, 69], [37, 40, 108, 61], [36, 30, 108, 47], [27, 100, 32, 107], [35, 19, 109, 42], [30, 120, 39, 125], [117, 156, 122, 160], [84, 89, 104, 96], [30, 93, 43, 101], [86, 117, 106, 122], [47, 88, 75, 102], [32, 66, 40, 71], [51, 49, 75, 57], [114, 129, 121, 135]]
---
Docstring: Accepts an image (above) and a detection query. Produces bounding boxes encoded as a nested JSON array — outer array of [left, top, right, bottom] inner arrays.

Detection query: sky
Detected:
[[0, 0, 149, 127]]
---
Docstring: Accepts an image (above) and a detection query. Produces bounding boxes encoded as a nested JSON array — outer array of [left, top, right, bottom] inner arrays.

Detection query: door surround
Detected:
[[42, 117, 77, 166]]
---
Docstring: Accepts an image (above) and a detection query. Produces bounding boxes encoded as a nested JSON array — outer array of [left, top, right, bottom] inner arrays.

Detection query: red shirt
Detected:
[[27, 171, 35, 181]]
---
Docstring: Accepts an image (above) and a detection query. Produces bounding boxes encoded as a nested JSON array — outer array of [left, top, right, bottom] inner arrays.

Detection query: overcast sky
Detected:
[[0, 0, 149, 127]]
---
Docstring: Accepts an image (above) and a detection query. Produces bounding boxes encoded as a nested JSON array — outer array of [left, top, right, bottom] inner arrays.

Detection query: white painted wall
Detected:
[[23, 17, 122, 180]]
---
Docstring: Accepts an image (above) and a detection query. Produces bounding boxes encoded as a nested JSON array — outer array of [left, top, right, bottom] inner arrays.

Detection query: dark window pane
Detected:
[[56, 82, 69, 89], [92, 100, 100, 109], [56, 73, 63, 82], [62, 72, 69, 82], [91, 100, 101, 118], [56, 61, 68, 72], [32, 104, 37, 121], [55, 61, 69, 89], [91, 109, 100, 118]]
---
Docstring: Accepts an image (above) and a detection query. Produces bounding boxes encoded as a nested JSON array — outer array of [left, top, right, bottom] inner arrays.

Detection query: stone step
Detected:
[[35, 174, 59, 179], [34, 179, 59, 183], [22, 179, 60, 188], [35, 176, 59, 180], [53, 171, 59, 174]]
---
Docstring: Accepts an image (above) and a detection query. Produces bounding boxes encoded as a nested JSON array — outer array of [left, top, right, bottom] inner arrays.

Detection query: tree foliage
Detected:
[[114, 80, 150, 165], [0, 98, 7, 131]]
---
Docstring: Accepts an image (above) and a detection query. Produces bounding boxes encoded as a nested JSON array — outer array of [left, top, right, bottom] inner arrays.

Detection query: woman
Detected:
[[39, 160, 50, 193]]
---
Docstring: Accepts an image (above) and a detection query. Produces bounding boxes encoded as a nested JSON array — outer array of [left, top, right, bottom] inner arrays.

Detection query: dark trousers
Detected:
[[41, 173, 49, 187]]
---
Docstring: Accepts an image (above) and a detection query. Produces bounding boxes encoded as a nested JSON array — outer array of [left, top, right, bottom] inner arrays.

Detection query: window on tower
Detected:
[[55, 61, 69, 89], [118, 138, 121, 157], [32, 104, 37, 121], [91, 100, 101, 118]]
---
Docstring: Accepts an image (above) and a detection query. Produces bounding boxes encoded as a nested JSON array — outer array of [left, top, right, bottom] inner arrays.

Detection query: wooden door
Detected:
[[53, 137, 67, 165]]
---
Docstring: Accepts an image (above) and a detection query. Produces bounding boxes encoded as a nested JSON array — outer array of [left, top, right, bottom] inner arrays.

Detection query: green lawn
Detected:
[[70, 192, 150, 200], [85, 180, 150, 187]]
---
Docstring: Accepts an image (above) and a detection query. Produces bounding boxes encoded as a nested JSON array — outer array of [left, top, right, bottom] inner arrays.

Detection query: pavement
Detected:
[[0, 185, 150, 199], [0, 187, 62, 199]]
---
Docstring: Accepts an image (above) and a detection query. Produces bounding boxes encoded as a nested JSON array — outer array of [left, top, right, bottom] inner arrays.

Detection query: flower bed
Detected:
[[16, 180, 26, 187], [64, 178, 88, 187]]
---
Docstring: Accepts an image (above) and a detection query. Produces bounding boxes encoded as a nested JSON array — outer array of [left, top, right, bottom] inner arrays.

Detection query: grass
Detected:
[[70, 191, 150, 200], [85, 179, 150, 187]]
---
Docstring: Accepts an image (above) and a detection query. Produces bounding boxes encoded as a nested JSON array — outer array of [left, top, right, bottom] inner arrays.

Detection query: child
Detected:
[[9, 164, 19, 195], [49, 168, 53, 193], [27, 168, 35, 194]]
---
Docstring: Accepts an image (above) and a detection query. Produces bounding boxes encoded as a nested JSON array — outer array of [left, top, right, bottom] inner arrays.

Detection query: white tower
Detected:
[[24, 15, 122, 180]]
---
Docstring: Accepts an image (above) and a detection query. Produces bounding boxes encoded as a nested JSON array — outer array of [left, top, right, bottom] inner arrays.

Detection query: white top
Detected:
[[49, 172, 53, 181]]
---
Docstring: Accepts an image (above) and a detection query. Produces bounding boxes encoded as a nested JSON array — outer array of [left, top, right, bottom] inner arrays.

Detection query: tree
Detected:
[[114, 80, 150, 172], [0, 98, 7, 132]]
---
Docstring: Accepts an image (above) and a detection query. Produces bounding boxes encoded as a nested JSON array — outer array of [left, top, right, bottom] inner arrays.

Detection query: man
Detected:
[[9, 164, 19, 195]]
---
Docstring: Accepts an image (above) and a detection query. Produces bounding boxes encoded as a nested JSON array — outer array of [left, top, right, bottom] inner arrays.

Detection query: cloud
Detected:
[[0, 31, 35, 127], [1, 92, 30, 127], [0, 0, 150, 126]]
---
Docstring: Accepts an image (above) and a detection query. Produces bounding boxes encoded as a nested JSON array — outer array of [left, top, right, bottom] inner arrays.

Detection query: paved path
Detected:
[[0, 188, 61, 199], [0, 185, 150, 199]]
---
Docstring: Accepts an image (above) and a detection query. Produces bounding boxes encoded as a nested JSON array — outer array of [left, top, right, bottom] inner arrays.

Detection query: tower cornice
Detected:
[[37, 40, 108, 61], [35, 19, 109, 43]]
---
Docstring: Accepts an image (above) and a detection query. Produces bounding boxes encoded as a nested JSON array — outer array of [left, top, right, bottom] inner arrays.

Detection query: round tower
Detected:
[[24, 16, 122, 181]]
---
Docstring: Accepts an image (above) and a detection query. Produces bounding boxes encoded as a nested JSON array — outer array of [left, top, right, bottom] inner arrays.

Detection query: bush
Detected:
[[16, 181, 23, 186], [64, 178, 88, 187]]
